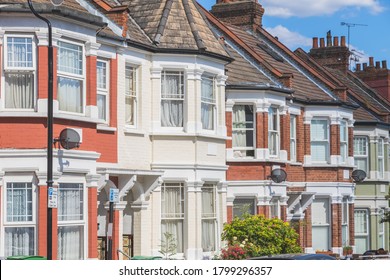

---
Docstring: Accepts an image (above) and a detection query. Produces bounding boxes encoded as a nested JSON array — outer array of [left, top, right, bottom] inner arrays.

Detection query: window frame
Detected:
[[310, 118, 330, 163], [378, 138, 385, 179], [160, 70, 185, 128], [125, 64, 137, 127], [201, 74, 217, 131], [340, 120, 348, 164], [201, 184, 217, 252], [96, 58, 110, 123], [290, 114, 297, 162], [341, 197, 349, 246], [56, 39, 86, 115], [232, 104, 255, 158], [354, 208, 370, 253], [268, 106, 280, 157], [3, 34, 36, 110], [353, 136, 369, 177]]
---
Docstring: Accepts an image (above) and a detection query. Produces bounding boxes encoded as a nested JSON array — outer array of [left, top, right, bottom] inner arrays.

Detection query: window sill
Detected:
[[97, 125, 117, 132], [123, 127, 145, 136], [150, 131, 228, 140]]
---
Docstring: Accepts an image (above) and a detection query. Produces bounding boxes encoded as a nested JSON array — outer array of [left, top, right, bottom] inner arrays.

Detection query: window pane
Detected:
[[161, 71, 184, 127], [125, 66, 136, 125], [97, 61, 107, 90], [354, 137, 367, 155], [233, 199, 255, 218], [311, 142, 328, 162], [312, 226, 330, 251], [58, 183, 83, 221], [312, 198, 329, 225], [7, 37, 33, 68], [5, 73, 34, 109], [311, 120, 328, 140], [5, 227, 35, 257], [201, 76, 216, 130], [6, 183, 33, 222], [58, 77, 83, 113], [58, 41, 83, 75], [57, 225, 84, 260], [97, 94, 106, 120], [202, 220, 215, 251]]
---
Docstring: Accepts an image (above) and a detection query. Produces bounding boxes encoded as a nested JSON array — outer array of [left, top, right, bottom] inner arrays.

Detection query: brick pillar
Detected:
[[110, 56, 118, 127], [280, 205, 287, 221], [297, 112, 305, 163], [330, 124, 340, 157], [37, 185, 48, 256], [53, 47, 58, 100], [257, 205, 270, 218], [227, 205, 233, 223], [280, 114, 290, 152], [51, 204, 58, 260], [349, 203, 355, 246], [348, 127, 354, 157], [303, 124, 311, 159], [86, 56, 97, 106], [88, 186, 98, 259], [263, 112, 268, 148], [331, 203, 342, 248], [304, 206, 313, 248], [112, 208, 121, 260], [256, 112, 264, 148], [226, 112, 232, 148], [38, 46, 49, 99]]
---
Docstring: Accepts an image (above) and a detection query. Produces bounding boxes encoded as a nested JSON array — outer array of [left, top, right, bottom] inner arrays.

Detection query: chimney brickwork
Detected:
[[355, 58, 390, 101], [211, 0, 265, 31], [309, 31, 350, 74]]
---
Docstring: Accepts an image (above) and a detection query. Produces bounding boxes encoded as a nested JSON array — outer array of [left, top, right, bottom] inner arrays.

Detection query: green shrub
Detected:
[[220, 214, 302, 258]]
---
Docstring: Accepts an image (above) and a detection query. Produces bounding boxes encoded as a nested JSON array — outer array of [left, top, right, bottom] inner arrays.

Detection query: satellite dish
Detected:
[[269, 168, 287, 183], [57, 128, 80, 150], [351, 169, 366, 182], [51, 0, 64, 6]]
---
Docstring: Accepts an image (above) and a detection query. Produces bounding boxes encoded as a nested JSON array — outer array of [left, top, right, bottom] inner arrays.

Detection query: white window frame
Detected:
[[57, 39, 85, 115], [201, 74, 217, 131], [270, 197, 281, 219], [341, 197, 349, 246], [232, 104, 255, 158], [57, 182, 86, 260], [2, 177, 37, 257], [378, 138, 385, 179], [354, 136, 369, 177], [354, 208, 370, 254], [312, 197, 331, 251], [161, 70, 185, 128], [201, 184, 217, 252], [378, 209, 385, 249], [97, 59, 109, 123], [2, 34, 36, 110], [125, 64, 137, 127], [268, 106, 280, 157], [340, 120, 348, 163], [290, 115, 297, 162], [310, 118, 330, 163], [161, 182, 185, 254]]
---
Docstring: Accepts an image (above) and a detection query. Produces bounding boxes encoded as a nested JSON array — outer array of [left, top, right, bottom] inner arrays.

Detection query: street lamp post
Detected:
[[27, 0, 62, 260]]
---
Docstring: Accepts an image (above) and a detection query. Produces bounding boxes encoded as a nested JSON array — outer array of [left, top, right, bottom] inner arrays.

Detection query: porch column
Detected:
[[257, 196, 271, 218], [105, 201, 126, 260], [185, 181, 203, 260], [226, 196, 234, 223], [348, 197, 355, 248], [86, 174, 100, 259], [331, 196, 342, 252], [131, 201, 151, 256]]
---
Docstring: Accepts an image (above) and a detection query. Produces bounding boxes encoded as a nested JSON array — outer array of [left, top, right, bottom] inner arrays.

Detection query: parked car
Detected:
[[250, 253, 336, 260]]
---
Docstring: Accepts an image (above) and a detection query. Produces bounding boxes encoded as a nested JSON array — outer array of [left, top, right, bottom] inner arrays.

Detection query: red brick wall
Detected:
[[109, 57, 118, 128], [349, 203, 355, 246], [86, 56, 97, 106], [257, 205, 270, 218], [256, 112, 264, 148], [280, 114, 290, 153], [226, 112, 232, 148], [88, 187, 98, 259], [227, 162, 277, 181], [227, 206, 233, 223], [330, 124, 340, 156], [331, 203, 342, 248], [38, 185, 48, 256], [304, 206, 312, 248]]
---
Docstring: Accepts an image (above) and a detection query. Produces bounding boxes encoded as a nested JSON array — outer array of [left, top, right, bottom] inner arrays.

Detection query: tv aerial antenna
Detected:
[[340, 22, 368, 49]]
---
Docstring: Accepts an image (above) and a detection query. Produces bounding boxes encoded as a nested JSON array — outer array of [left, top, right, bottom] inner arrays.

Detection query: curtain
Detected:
[[232, 105, 246, 148], [125, 66, 136, 125], [97, 94, 106, 120], [58, 184, 83, 221], [202, 188, 216, 251], [354, 210, 368, 253], [5, 73, 34, 109], [7, 37, 33, 68], [125, 95, 134, 125], [58, 41, 82, 75], [5, 227, 34, 257], [6, 183, 32, 222], [161, 220, 183, 253], [161, 74, 183, 127], [58, 77, 82, 113], [57, 226, 83, 260], [201, 77, 215, 130]]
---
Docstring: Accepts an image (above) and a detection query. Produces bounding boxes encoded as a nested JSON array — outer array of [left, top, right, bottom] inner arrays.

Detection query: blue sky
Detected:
[[197, 0, 390, 69]]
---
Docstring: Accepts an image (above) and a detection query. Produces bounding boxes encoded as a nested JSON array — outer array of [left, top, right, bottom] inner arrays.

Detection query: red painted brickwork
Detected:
[[280, 114, 290, 152], [88, 187, 98, 259], [348, 127, 354, 157], [51, 207, 58, 259], [256, 112, 264, 148], [227, 162, 277, 181], [257, 205, 269, 218], [331, 203, 342, 248], [296, 112, 305, 162], [227, 206, 233, 223], [304, 206, 312, 248], [112, 210, 120, 260], [38, 185, 48, 256], [38, 46, 48, 99], [109, 57, 118, 128], [280, 205, 287, 222], [330, 124, 340, 156], [86, 56, 97, 106], [226, 112, 232, 148], [349, 203, 355, 246]]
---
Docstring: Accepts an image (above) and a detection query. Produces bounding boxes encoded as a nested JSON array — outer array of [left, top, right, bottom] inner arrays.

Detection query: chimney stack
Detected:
[[312, 37, 318, 49], [356, 64, 361, 71], [211, 0, 265, 31], [383, 60, 387, 69]]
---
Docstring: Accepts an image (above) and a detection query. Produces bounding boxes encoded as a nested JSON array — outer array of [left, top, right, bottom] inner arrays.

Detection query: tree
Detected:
[[380, 192, 389, 223], [159, 232, 177, 260], [219, 214, 302, 259]]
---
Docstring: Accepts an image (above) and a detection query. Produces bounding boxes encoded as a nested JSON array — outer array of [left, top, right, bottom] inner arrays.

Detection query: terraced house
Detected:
[[0, 0, 388, 260]]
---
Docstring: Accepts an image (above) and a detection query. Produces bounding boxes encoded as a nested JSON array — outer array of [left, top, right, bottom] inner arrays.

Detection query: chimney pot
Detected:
[[320, 38, 325, 48], [376, 61, 381, 69], [326, 31, 332, 47], [369, 57, 374, 67], [312, 37, 318, 49], [363, 63, 367, 70], [383, 60, 388, 69], [356, 64, 361, 71], [341, 36, 346, 47], [333, 36, 339, 47]]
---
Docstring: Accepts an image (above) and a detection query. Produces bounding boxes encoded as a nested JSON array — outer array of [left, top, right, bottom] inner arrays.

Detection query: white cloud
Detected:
[[265, 25, 312, 50], [261, 0, 385, 17]]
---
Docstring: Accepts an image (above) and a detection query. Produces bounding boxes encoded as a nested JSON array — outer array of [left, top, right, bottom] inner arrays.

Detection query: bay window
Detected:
[[97, 59, 109, 121], [4, 182, 35, 257], [290, 115, 297, 162], [161, 71, 184, 127], [201, 184, 216, 252], [340, 120, 348, 163], [201, 75, 216, 130], [312, 198, 330, 251], [57, 183, 84, 260], [268, 107, 279, 157], [161, 183, 184, 253], [311, 119, 329, 162], [270, 197, 280, 219], [232, 105, 254, 158], [57, 41, 84, 114], [4, 36, 35, 109], [354, 136, 369, 175], [125, 65, 137, 126]]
